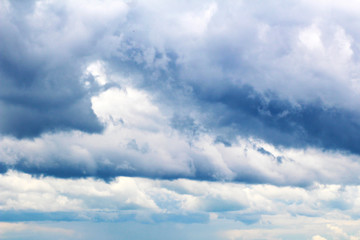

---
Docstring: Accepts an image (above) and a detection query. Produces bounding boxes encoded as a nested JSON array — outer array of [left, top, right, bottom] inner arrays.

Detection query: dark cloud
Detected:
[[13, 157, 96, 179], [156, 76, 360, 154], [0, 162, 8, 174], [193, 83, 360, 154], [9, 155, 210, 182], [0, 0, 104, 138], [0, 98, 103, 138]]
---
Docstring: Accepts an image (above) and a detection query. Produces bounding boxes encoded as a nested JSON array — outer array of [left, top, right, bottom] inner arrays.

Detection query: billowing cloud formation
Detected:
[[2, 170, 360, 223], [1, 84, 360, 186], [0, 0, 130, 137], [2, 1, 360, 238], [1, 0, 360, 152], [1, 171, 360, 239]]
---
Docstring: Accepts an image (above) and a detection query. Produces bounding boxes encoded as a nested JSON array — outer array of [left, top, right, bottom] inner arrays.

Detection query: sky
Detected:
[[1, 0, 360, 239]]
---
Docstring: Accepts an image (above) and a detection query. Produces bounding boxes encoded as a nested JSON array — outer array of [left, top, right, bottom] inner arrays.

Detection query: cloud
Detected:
[[192, 84, 360, 154], [0, 0, 129, 138], [1, 0, 360, 156], [2, 170, 360, 223], [1, 82, 360, 186], [326, 224, 360, 240], [221, 215, 360, 240], [312, 236, 327, 240], [2, 2, 360, 238], [124, 0, 360, 155], [98, 0, 360, 155], [1, 170, 360, 239]]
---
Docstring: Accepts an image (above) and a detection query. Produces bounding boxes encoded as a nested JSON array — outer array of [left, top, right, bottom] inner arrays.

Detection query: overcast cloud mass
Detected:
[[1, 0, 360, 239]]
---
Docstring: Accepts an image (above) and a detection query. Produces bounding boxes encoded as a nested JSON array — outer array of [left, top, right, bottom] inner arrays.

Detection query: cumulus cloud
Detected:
[[2, 171, 360, 239], [0, 0, 129, 138], [1, 0, 360, 154], [1, 80, 360, 185], [118, 0, 360, 154], [3, 170, 360, 222], [2, 1, 360, 238]]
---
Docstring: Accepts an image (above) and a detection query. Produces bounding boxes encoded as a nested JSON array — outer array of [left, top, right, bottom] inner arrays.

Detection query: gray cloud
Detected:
[[3, 2, 360, 239], [100, 0, 360, 154], [1, 0, 360, 185], [0, 0, 129, 138]]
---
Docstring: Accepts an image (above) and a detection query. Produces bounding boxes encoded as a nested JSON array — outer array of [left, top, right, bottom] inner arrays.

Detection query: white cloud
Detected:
[[178, 2, 217, 36], [1, 80, 360, 186], [91, 86, 164, 130], [85, 61, 107, 86], [299, 24, 323, 51], [313, 235, 327, 240], [326, 224, 360, 240], [222, 215, 360, 240], [1, 170, 360, 224]]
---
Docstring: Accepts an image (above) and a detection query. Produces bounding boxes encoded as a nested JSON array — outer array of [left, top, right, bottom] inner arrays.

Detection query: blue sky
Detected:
[[1, 0, 360, 239]]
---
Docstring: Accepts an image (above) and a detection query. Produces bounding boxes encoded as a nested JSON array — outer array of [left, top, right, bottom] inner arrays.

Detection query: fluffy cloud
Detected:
[[2, 171, 360, 239], [0, 0, 129, 138], [1, 0, 360, 154], [2, 1, 360, 238], [3, 171, 360, 221], [0, 80, 360, 186]]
